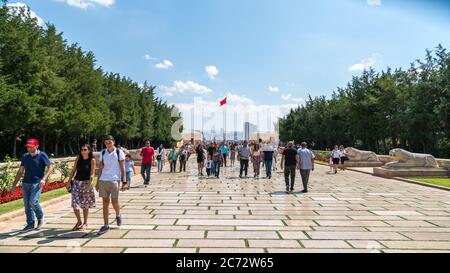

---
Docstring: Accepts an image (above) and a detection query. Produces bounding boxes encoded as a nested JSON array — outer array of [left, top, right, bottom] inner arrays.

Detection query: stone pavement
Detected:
[[1, 159, 450, 253]]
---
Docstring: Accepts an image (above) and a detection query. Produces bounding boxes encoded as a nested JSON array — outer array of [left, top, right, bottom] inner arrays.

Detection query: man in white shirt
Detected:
[[297, 142, 315, 193], [96, 135, 126, 235]]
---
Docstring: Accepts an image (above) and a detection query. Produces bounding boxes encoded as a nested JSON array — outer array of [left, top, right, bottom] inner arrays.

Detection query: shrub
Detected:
[[53, 160, 71, 183], [0, 156, 17, 191]]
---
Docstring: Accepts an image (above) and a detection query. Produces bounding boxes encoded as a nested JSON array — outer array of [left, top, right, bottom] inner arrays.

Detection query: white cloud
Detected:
[[143, 54, 157, 61], [160, 81, 212, 96], [205, 66, 219, 80], [268, 85, 280, 93], [281, 94, 306, 104], [367, 0, 381, 6], [348, 53, 381, 72], [61, 0, 115, 9], [7, 2, 45, 27], [173, 93, 303, 133], [225, 92, 254, 105], [155, 60, 174, 69]]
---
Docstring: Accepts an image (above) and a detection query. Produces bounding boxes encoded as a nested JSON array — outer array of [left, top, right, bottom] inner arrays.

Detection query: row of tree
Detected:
[[279, 45, 450, 158], [0, 2, 182, 159]]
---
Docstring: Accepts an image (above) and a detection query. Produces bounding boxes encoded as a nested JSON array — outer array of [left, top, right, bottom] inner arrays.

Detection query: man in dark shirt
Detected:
[[12, 139, 53, 231], [281, 141, 299, 193]]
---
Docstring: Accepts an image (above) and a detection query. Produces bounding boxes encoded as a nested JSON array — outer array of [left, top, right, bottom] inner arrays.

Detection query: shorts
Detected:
[[340, 157, 347, 164], [126, 171, 133, 182], [332, 158, 340, 165], [98, 180, 120, 199]]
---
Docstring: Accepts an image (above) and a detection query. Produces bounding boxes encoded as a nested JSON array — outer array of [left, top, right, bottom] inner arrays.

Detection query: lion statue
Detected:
[[344, 147, 379, 162], [384, 148, 439, 169]]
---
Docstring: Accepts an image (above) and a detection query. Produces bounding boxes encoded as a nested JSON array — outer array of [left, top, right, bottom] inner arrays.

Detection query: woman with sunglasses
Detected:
[[67, 144, 97, 231]]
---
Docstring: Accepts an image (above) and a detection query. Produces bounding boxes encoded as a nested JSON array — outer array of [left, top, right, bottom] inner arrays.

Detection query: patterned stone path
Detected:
[[1, 159, 450, 253]]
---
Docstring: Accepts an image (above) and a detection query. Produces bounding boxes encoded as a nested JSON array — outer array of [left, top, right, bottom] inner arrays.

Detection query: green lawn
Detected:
[[0, 178, 98, 216], [0, 187, 69, 216], [409, 178, 450, 189]]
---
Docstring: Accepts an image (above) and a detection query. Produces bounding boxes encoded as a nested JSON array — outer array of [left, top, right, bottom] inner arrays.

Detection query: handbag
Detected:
[[67, 180, 73, 193]]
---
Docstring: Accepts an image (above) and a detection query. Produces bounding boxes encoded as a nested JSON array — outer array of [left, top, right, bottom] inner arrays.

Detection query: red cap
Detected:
[[25, 139, 39, 148]]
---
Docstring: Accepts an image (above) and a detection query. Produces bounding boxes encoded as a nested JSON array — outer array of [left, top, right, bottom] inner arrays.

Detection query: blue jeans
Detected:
[[214, 161, 221, 177], [211, 161, 216, 176], [22, 183, 43, 226], [157, 159, 163, 172], [141, 163, 151, 185], [265, 160, 273, 177]]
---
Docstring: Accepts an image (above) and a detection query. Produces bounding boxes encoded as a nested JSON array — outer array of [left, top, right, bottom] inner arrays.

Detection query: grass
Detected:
[[0, 187, 69, 216], [0, 178, 99, 216], [408, 178, 450, 189]]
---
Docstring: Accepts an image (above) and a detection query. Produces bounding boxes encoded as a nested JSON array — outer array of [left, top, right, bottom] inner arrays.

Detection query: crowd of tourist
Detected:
[[11, 135, 353, 235]]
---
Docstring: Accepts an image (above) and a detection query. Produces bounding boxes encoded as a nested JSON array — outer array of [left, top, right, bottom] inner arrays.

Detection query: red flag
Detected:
[[219, 97, 227, 106]]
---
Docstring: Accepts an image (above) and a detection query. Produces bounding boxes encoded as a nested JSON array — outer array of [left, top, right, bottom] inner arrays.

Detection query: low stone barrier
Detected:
[[1, 150, 142, 180]]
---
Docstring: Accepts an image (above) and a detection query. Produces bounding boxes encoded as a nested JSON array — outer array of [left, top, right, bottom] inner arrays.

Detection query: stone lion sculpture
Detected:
[[384, 148, 439, 169], [344, 147, 379, 161]]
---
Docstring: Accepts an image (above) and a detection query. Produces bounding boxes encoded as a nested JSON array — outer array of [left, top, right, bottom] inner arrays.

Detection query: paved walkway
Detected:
[[1, 159, 450, 253]]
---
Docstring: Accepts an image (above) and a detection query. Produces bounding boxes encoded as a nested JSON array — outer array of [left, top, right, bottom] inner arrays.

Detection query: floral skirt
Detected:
[[71, 180, 96, 210]]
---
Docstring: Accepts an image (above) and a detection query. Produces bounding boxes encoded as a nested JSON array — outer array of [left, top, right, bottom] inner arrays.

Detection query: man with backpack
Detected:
[[96, 135, 126, 235]]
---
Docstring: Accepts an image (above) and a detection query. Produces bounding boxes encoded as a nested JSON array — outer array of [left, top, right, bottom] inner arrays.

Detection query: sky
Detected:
[[6, 0, 450, 133]]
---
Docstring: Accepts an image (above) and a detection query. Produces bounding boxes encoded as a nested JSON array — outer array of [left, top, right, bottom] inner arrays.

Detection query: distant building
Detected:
[[177, 131, 203, 147], [244, 122, 258, 141], [250, 132, 279, 145]]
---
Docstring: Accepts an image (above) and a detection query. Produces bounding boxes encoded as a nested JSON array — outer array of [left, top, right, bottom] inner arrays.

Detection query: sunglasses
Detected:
[[81, 149, 89, 151]]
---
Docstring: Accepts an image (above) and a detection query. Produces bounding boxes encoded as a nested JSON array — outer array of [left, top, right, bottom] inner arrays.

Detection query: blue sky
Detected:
[[8, 0, 450, 132]]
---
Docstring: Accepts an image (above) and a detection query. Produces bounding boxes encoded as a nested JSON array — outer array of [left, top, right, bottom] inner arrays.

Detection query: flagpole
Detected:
[[222, 104, 226, 141]]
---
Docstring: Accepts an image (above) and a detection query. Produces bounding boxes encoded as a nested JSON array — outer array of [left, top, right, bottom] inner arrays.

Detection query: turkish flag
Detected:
[[219, 97, 227, 106]]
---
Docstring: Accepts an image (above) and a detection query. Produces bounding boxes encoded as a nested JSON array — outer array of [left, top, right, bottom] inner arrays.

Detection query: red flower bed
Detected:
[[315, 157, 330, 163], [0, 181, 67, 204]]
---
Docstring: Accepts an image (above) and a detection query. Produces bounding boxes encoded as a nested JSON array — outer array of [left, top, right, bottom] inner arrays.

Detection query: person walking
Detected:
[[207, 143, 216, 176], [196, 144, 205, 176], [297, 142, 315, 193], [273, 145, 279, 172], [213, 146, 223, 178], [281, 141, 299, 193], [179, 146, 188, 172], [262, 143, 275, 179], [96, 135, 126, 235], [251, 143, 262, 178], [91, 139, 98, 152], [125, 154, 136, 190], [140, 140, 155, 187], [330, 145, 340, 174], [339, 145, 348, 171], [12, 139, 53, 232], [67, 144, 97, 231], [156, 144, 166, 173], [169, 146, 178, 173], [229, 144, 236, 167], [220, 143, 229, 167], [239, 141, 251, 178], [205, 155, 213, 177]]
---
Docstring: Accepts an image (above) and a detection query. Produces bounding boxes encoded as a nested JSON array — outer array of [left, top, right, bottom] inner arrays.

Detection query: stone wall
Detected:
[[0, 150, 141, 181]]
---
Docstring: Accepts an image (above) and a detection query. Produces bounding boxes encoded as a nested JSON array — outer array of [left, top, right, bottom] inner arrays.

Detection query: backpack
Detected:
[[101, 148, 122, 165]]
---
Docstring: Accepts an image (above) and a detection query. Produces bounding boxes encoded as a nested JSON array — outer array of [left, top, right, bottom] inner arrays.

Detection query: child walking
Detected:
[[125, 154, 136, 190], [205, 155, 212, 177]]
